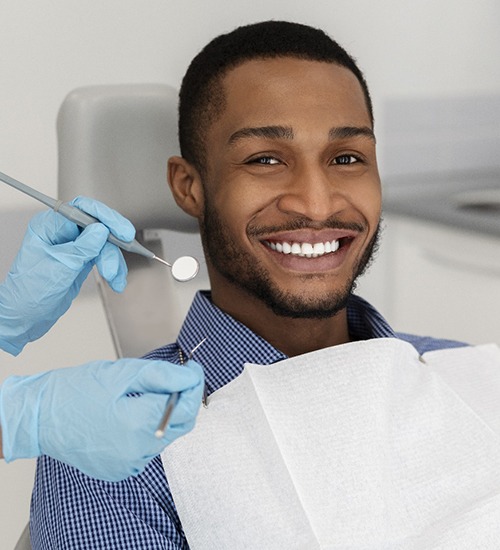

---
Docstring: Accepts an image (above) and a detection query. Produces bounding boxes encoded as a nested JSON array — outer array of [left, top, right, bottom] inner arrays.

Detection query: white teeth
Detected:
[[301, 243, 314, 255], [265, 239, 341, 258], [313, 242, 325, 255]]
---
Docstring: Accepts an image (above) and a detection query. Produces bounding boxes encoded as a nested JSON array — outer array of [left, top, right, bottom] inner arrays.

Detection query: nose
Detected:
[[276, 163, 348, 222]]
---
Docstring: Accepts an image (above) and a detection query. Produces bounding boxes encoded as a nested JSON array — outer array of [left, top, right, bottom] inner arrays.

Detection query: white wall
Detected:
[[1, 1, 499, 547]]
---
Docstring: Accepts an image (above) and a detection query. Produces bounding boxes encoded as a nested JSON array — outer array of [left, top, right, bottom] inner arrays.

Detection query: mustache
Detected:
[[247, 216, 366, 237]]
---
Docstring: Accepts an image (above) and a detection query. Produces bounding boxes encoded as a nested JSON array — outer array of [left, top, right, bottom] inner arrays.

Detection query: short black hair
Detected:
[[178, 20, 373, 174]]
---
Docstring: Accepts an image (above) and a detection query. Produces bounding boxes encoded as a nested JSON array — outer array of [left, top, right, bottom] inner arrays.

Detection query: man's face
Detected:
[[198, 57, 381, 319]]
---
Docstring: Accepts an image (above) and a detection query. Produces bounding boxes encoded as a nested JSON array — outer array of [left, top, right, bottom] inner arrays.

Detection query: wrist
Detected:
[[0, 373, 46, 461]]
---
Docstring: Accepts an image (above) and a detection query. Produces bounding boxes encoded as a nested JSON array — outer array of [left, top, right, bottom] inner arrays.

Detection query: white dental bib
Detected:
[[161, 338, 500, 549]]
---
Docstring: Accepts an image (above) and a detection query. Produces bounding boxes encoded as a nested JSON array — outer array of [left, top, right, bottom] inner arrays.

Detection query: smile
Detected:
[[263, 239, 341, 258]]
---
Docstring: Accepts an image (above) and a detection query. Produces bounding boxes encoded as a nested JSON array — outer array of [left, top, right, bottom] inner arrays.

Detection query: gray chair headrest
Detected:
[[57, 83, 198, 233]]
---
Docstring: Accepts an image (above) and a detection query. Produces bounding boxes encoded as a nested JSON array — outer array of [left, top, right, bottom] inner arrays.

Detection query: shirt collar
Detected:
[[346, 294, 397, 340], [177, 291, 397, 394]]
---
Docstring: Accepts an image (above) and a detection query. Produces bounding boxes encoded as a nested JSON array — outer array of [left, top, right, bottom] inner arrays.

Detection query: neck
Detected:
[[210, 287, 351, 357]]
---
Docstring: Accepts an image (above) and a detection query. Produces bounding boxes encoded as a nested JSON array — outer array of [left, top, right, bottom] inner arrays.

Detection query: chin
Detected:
[[251, 279, 354, 320]]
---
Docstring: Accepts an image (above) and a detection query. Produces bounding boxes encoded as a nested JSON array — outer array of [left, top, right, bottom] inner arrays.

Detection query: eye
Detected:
[[332, 154, 360, 165], [247, 155, 281, 165]]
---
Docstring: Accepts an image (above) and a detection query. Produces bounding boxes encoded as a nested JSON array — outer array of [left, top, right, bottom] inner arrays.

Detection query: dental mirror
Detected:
[[170, 255, 200, 282]]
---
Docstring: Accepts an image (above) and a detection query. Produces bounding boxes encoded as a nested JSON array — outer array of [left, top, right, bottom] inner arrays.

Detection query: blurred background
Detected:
[[1, 1, 499, 546]]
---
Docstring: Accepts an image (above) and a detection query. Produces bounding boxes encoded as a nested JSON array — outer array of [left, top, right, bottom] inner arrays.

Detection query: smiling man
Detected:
[[169, 53, 382, 357], [30, 21, 465, 549]]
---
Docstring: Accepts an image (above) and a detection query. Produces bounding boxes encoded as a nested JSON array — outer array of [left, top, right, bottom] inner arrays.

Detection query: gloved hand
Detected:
[[0, 358, 204, 481], [0, 196, 135, 356]]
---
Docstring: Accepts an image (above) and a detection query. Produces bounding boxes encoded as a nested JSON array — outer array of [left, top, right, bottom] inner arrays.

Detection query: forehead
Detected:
[[212, 57, 371, 136]]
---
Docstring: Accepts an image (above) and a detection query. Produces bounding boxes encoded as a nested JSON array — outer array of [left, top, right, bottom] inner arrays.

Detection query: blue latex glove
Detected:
[[0, 358, 204, 481], [0, 196, 135, 356]]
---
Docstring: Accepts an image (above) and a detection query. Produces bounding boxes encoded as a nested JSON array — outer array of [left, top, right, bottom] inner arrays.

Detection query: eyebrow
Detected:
[[329, 126, 376, 142], [228, 125, 294, 145], [228, 125, 375, 145]]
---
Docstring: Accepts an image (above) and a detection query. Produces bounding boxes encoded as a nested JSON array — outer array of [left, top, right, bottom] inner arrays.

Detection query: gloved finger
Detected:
[[126, 360, 205, 395], [28, 210, 81, 246], [167, 376, 204, 425], [162, 418, 197, 443], [124, 390, 200, 432], [94, 241, 128, 292], [45, 223, 110, 271], [71, 196, 136, 242]]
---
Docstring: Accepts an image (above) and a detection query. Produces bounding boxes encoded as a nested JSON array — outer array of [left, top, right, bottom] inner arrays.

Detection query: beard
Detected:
[[200, 199, 381, 319]]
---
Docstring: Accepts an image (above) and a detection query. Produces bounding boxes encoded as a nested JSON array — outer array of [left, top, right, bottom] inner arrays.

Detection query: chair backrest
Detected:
[[14, 522, 31, 550], [57, 84, 209, 357]]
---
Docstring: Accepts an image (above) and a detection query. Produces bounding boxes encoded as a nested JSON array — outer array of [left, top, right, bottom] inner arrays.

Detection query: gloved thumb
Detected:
[[70, 196, 135, 242]]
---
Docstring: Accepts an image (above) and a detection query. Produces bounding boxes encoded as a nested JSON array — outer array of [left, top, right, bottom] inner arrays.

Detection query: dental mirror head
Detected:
[[171, 256, 199, 282], [153, 254, 199, 282]]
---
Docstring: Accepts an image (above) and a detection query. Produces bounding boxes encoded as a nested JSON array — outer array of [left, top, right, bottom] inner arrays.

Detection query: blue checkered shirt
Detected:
[[30, 291, 465, 549]]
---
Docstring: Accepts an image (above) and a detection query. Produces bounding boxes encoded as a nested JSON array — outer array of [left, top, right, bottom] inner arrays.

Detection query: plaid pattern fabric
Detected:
[[30, 291, 465, 549]]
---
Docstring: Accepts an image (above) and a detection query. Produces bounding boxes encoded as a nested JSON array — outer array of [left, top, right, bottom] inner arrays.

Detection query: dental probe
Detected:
[[0, 171, 199, 282], [155, 338, 207, 438]]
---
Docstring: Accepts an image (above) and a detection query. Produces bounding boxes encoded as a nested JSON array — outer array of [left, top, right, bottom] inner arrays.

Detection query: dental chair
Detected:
[[57, 83, 209, 358], [15, 83, 209, 550]]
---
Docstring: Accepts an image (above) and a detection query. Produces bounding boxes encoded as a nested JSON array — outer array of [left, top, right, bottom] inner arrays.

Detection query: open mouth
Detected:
[[262, 237, 351, 258]]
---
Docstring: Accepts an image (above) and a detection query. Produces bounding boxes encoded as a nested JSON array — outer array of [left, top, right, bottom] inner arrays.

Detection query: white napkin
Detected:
[[161, 339, 500, 549]]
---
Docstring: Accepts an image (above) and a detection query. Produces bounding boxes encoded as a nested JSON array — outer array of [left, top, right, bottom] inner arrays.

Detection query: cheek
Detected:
[[206, 187, 251, 243], [211, 178, 277, 232], [352, 181, 381, 226]]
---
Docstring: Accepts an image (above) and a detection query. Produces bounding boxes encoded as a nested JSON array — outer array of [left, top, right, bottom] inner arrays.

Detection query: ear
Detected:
[[167, 156, 204, 218]]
